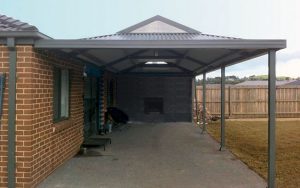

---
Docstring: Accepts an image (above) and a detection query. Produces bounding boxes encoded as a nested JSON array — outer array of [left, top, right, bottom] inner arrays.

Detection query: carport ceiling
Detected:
[[34, 15, 286, 75]]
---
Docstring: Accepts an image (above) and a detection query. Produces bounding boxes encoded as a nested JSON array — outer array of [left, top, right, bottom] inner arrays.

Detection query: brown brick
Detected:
[[1, 45, 84, 188]]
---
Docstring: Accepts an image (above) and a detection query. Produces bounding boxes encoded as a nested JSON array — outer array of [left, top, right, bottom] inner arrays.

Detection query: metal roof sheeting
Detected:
[[85, 15, 238, 41], [0, 14, 38, 31], [86, 33, 238, 40]]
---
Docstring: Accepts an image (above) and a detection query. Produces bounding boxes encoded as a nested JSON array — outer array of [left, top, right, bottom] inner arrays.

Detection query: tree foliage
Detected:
[[196, 75, 294, 85]]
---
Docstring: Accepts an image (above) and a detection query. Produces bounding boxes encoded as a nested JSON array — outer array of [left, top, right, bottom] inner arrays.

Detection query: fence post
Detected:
[[296, 87, 299, 114], [228, 86, 231, 118]]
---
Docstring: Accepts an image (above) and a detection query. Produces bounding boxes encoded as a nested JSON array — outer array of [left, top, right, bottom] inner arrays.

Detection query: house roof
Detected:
[[284, 80, 300, 86], [0, 14, 38, 31], [196, 84, 233, 88], [235, 80, 296, 86], [0, 14, 50, 40]]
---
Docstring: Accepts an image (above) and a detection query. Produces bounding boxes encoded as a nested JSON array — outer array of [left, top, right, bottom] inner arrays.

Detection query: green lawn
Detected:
[[207, 120, 300, 188]]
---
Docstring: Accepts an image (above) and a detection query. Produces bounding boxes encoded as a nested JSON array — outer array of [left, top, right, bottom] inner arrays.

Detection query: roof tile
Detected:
[[0, 14, 38, 31]]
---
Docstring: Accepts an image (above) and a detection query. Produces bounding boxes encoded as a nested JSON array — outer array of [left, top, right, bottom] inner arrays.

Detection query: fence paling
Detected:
[[195, 86, 300, 118]]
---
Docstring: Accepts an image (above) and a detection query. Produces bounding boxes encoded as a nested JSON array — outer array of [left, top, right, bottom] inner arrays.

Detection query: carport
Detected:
[[33, 16, 285, 187]]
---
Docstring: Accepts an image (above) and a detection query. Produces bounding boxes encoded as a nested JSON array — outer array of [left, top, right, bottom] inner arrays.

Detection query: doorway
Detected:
[[83, 77, 98, 139]]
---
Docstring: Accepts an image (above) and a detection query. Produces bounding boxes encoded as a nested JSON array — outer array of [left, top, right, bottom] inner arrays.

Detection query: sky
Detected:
[[1, 0, 299, 78]]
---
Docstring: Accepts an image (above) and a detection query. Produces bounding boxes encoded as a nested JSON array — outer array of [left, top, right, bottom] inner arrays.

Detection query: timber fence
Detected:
[[195, 85, 300, 118]]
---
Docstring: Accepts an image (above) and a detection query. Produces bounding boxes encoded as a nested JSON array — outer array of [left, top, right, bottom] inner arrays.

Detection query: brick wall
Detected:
[[0, 45, 9, 187], [0, 45, 84, 188], [30, 48, 84, 187]]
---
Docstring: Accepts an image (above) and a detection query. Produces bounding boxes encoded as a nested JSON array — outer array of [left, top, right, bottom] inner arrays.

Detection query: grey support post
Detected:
[[268, 50, 276, 188], [192, 77, 199, 124], [201, 73, 207, 133], [7, 38, 16, 188], [194, 77, 199, 124], [220, 67, 226, 151]]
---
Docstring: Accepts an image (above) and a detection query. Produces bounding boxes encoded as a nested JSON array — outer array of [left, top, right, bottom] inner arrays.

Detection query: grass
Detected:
[[206, 119, 300, 188]]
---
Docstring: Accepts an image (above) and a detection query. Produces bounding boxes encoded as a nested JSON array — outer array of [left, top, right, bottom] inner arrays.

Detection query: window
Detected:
[[53, 67, 70, 122]]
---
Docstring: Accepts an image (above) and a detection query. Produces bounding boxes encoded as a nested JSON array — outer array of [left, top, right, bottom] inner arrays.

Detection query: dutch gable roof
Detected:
[[86, 15, 238, 40]]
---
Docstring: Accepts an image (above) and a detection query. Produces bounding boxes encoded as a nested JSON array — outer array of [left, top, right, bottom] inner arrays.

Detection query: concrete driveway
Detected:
[[38, 123, 266, 188]]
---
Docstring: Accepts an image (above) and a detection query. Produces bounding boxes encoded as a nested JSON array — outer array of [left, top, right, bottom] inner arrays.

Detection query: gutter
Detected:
[[7, 37, 16, 188], [0, 31, 52, 45], [0, 31, 52, 39], [33, 39, 287, 49]]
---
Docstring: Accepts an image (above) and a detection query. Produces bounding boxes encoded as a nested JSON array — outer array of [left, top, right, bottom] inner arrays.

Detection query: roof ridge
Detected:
[[117, 15, 201, 34]]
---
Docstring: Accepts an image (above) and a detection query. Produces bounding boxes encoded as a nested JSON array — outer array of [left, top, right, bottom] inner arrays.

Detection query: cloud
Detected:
[[277, 50, 300, 62], [200, 50, 300, 79], [202, 57, 268, 78], [276, 50, 300, 78], [277, 59, 300, 78]]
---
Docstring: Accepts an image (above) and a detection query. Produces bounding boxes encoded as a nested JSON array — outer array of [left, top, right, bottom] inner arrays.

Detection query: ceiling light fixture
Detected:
[[145, 61, 168, 65]]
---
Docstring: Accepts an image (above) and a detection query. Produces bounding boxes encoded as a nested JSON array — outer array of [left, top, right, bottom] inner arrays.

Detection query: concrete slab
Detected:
[[37, 123, 266, 188]]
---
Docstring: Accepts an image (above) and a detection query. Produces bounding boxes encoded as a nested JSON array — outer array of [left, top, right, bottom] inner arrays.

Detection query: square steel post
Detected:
[[268, 50, 276, 188], [202, 73, 207, 133], [7, 38, 16, 188], [220, 67, 225, 151], [192, 77, 198, 123]]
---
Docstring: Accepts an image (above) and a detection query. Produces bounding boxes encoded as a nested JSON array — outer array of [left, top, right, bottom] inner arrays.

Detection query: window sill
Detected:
[[52, 119, 74, 133]]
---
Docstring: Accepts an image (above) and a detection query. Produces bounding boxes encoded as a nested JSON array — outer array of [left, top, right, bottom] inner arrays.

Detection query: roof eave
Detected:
[[0, 31, 52, 40], [34, 39, 286, 50]]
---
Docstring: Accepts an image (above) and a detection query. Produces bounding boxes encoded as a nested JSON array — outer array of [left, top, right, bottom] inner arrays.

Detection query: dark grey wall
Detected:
[[116, 75, 193, 122]]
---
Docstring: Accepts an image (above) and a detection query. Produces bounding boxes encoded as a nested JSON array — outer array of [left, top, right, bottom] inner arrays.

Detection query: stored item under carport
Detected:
[[107, 107, 129, 124]]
